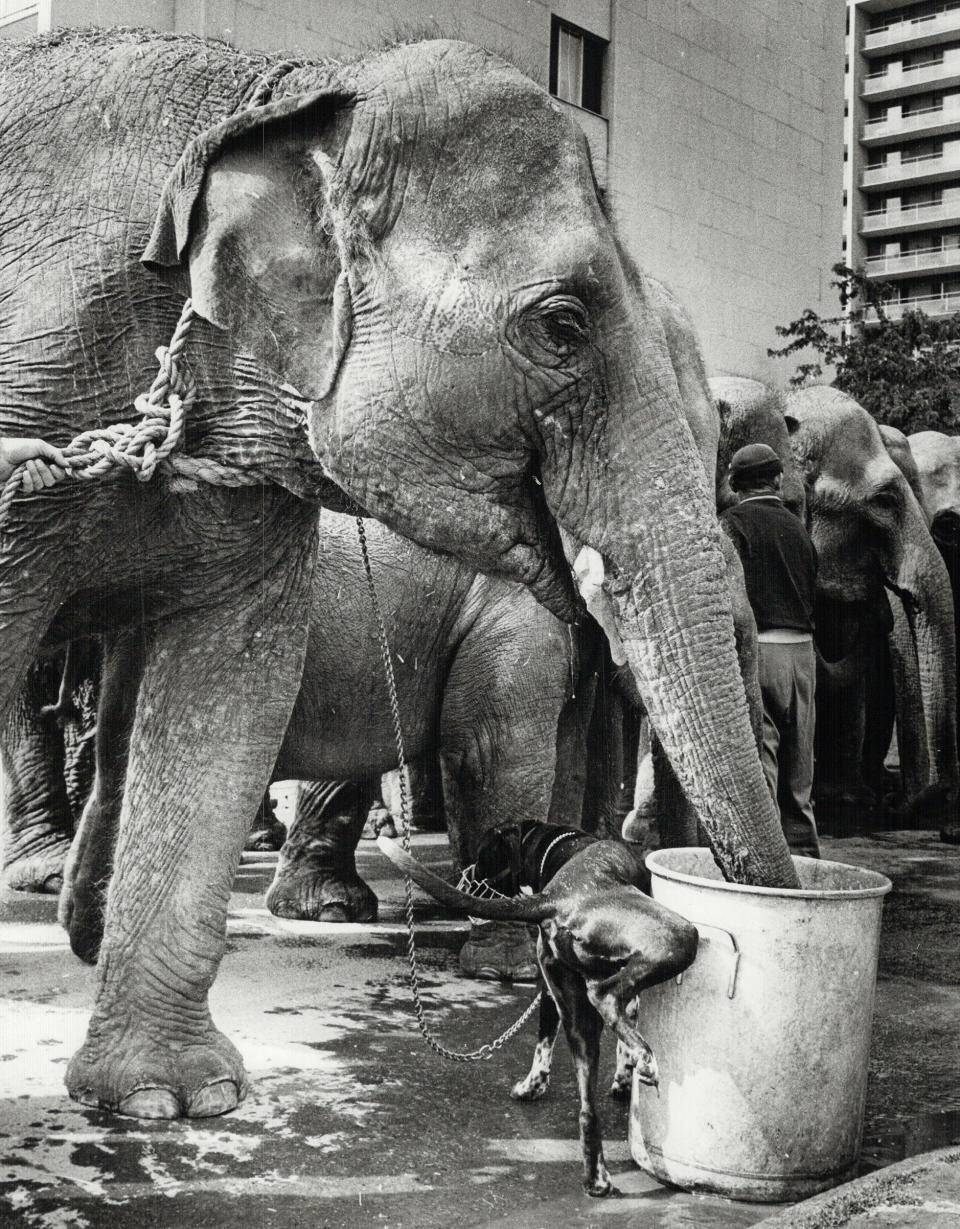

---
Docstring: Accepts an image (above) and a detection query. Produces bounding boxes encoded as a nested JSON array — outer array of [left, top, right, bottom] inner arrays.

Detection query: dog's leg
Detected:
[[510, 980, 560, 1102], [541, 956, 614, 1198], [586, 966, 660, 1088]]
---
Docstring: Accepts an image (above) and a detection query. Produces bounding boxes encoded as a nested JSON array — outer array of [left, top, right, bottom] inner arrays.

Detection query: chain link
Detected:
[[355, 517, 542, 1061]]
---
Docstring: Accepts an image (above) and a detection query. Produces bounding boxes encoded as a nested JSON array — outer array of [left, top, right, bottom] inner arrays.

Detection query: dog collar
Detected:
[[538, 830, 582, 886]]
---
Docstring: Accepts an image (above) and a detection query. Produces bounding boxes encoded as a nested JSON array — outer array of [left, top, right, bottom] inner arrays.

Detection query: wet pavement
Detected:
[[1, 829, 958, 1228]]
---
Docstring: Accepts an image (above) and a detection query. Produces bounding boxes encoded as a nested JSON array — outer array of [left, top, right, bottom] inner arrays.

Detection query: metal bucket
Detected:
[[629, 848, 892, 1203]]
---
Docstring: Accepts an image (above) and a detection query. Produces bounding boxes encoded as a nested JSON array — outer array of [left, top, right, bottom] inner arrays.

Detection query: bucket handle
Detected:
[[675, 922, 740, 999]]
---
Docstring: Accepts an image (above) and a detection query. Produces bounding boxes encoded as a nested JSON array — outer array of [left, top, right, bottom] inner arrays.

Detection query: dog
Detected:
[[378, 821, 698, 1197]]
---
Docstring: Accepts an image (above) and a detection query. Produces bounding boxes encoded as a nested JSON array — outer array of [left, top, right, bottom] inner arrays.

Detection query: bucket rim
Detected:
[[645, 849, 892, 900]]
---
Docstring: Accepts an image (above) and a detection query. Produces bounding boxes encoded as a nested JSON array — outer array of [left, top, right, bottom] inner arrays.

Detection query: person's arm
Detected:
[[0, 438, 69, 490]]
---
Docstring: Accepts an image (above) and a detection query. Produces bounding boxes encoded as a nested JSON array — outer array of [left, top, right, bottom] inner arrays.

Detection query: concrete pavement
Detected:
[[1, 830, 958, 1228]]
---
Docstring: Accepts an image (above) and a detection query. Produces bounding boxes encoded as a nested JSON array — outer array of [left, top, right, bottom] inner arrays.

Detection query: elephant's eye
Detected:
[[514, 295, 592, 365]]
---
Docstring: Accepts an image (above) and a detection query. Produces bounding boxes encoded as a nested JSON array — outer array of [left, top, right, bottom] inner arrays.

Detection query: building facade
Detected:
[[846, 0, 960, 321], [2, 0, 844, 381]]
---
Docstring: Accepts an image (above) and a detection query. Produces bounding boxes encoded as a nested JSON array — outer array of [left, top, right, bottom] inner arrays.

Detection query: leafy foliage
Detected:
[[769, 262, 960, 435]]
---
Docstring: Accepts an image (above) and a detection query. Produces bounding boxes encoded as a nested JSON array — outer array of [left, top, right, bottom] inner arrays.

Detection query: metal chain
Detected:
[[355, 516, 542, 1061]]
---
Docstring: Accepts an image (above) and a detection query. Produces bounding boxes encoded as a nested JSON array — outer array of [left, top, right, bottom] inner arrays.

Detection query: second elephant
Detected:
[[61, 509, 617, 962]]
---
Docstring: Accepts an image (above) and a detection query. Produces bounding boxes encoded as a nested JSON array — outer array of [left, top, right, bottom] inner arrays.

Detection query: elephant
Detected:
[[880, 426, 927, 517], [909, 430, 960, 839], [710, 376, 806, 518], [62, 508, 614, 974], [0, 640, 99, 893], [0, 31, 795, 1120], [785, 389, 959, 827]]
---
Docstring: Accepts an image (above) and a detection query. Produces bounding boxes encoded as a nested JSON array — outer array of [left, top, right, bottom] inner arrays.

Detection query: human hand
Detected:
[[0, 438, 69, 489]]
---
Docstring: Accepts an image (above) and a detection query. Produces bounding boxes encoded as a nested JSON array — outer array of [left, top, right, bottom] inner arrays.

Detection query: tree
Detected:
[[769, 262, 960, 435]]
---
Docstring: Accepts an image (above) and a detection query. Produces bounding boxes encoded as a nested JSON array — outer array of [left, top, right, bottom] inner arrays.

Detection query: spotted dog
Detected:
[[379, 822, 698, 1197]]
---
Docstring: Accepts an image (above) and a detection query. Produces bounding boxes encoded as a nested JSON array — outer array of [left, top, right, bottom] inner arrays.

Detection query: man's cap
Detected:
[[729, 443, 783, 482]]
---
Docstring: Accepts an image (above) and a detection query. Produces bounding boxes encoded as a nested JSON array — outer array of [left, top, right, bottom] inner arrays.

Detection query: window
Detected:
[[550, 16, 606, 115]]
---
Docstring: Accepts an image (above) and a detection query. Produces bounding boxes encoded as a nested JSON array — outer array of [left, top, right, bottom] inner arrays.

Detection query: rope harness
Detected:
[[355, 517, 542, 1062]]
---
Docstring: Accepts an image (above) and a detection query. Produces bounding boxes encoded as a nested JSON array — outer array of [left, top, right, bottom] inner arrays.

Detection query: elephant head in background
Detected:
[[911, 431, 960, 556], [710, 377, 805, 518], [2, 33, 795, 1121], [786, 389, 959, 825], [879, 425, 927, 518]]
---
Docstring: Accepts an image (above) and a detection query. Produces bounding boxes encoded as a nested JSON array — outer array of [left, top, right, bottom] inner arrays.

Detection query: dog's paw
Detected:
[[584, 1175, 616, 1198], [609, 1072, 632, 1099], [510, 1074, 549, 1101]]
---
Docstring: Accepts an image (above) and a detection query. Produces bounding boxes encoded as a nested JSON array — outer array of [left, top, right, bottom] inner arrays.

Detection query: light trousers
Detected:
[[758, 639, 820, 858]]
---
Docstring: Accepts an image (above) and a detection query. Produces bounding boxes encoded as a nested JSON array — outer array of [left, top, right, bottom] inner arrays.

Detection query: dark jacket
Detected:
[[721, 495, 817, 633]]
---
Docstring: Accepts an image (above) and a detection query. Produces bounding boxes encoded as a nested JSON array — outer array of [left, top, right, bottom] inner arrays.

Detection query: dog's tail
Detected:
[[377, 835, 555, 922]]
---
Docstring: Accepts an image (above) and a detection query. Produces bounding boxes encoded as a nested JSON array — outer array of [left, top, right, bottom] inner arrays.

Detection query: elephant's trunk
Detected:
[[887, 591, 929, 803], [890, 492, 960, 808], [546, 317, 798, 889]]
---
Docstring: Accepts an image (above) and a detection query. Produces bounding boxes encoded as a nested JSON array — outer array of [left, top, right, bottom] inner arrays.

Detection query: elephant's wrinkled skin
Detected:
[[1, 31, 794, 1119], [786, 390, 959, 825]]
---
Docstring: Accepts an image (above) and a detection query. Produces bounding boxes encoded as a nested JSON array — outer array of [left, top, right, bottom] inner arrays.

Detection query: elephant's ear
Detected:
[[141, 89, 356, 398]]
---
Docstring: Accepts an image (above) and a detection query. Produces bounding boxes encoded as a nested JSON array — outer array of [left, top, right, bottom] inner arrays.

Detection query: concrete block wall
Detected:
[[4, 0, 845, 382], [608, 0, 845, 381]]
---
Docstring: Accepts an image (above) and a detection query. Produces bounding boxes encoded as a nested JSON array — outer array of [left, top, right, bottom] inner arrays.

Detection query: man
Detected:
[[721, 443, 820, 858], [0, 437, 68, 489]]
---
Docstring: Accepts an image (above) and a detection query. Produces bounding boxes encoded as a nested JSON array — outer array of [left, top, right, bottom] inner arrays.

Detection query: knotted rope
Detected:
[[0, 59, 310, 527], [0, 300, 200, 526]]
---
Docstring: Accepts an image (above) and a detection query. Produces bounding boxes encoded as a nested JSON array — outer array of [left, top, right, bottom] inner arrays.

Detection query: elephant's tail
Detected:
[[377, 835, 555, 922]]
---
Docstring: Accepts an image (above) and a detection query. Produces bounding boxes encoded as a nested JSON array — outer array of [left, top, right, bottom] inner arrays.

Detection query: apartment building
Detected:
[[846, 0, 960, 320], [2, 1, 844, 381]]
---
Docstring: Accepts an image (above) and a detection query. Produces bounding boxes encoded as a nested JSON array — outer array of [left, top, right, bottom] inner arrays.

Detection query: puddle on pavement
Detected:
[[862, 1107, 960, 1170]]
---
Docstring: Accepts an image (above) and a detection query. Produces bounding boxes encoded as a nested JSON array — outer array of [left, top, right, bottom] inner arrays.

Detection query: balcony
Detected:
[[866, 292, 960, 320], [861, 147, 960, 190], [861, 198, 960, 234], [862, 104, 960, 146], [862, 56, 960, 102], [863, 245, 960, 278], [863, 8, 960, 58]]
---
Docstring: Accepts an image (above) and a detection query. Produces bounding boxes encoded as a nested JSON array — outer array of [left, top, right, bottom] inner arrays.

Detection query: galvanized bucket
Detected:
[[630, 848, 892, 1202]]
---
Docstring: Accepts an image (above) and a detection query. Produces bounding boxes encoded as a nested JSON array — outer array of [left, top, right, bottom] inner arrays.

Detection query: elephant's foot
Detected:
[[941, 825, 960, 845], [458, 921, 539, 983], [266, 845, 378, 923], [66, 1018, 247, 1119], [245, 815, 287, 852], [2, 839, 71, 894], [903, 783, 956, 831]]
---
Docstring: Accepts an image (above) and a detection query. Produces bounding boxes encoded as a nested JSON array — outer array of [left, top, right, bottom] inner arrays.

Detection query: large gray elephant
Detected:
[[786, 389, 959, 825], [0, 32, 794, 1120]]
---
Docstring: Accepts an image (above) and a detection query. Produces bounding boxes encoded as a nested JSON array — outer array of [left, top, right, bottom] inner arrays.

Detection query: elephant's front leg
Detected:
[[265, 779, 378, 922], [65, 555, 313, 1120]]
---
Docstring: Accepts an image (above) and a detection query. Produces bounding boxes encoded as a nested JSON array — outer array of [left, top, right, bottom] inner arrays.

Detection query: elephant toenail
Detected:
[[117, 1087, 181, 1119], [186, 1079, 240, 1118]]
